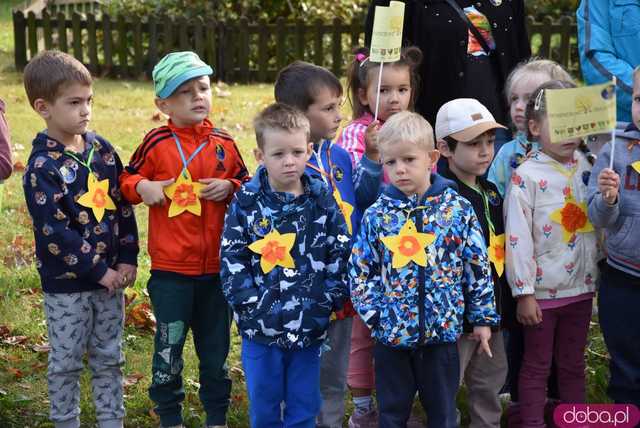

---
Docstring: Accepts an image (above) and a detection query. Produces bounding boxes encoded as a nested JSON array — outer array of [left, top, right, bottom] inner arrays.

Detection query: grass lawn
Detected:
[[0, 2, 611, 427]]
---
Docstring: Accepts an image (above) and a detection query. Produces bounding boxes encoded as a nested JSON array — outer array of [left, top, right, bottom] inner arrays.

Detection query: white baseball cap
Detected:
[[435, 98, 506, 142]]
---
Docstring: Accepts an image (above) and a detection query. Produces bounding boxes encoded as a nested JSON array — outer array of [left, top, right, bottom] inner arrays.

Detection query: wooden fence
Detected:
[[13, 9, 580, 83]]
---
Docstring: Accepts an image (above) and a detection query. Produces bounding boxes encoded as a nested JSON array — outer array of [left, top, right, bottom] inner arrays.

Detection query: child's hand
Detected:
[[98, 268, 124, 294], [115, 263, 137, 288], [136, 178, 174, 206], [517, 295, 542, 326], [471, 326, 493, 358], [598, 168, 620, 205], [199, 178, 233, 201], [364, 120, 381, 162]]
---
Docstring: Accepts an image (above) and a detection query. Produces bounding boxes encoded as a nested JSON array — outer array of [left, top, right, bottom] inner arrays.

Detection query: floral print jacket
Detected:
[[505, 151, 600, 300], [349, 174, 499, 348]]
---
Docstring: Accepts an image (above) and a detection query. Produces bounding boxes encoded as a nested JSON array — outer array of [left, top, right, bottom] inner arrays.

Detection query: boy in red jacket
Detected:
[[120, 51, 249, 428]]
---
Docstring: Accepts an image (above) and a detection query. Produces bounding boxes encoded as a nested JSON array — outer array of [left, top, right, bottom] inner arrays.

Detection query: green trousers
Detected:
[[148, 271, 231, 426]]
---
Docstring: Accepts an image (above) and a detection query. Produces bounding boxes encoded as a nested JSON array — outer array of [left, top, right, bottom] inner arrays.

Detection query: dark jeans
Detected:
[[599, 265, 640, 407], [147, 271, 232, 427], [374, 342, 459, 428]]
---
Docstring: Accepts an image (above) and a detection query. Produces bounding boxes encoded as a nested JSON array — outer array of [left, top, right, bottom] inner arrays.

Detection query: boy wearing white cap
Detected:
[[435, 98, 514, 428], [120, 51, 249, 428]]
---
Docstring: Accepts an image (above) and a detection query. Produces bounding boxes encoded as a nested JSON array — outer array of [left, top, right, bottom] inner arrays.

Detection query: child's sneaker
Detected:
[[348, 408, 378, 428]]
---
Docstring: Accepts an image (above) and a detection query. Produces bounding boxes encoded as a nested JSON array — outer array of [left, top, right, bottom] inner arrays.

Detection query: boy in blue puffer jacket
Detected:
[[220, 103, 350, 428], [349, 111, 499, 428]]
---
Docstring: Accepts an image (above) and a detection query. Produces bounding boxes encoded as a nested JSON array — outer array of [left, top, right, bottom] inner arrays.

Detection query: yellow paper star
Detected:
[[631, 160, 640, 174], [248, 229, 296, 273], [163, 170, 205, 217], [549, 197, 594, 242], [333, 189, 354, 235], [380, 219, 435, 269], [488, 233, 505, 277], [77, 174, 115, 222]]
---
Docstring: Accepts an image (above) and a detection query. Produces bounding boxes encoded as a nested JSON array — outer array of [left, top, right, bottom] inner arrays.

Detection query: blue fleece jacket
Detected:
[[587, 122, 640, 278], [577, 0, 640, 122], [306, 139, 380, 237], [23, 132, 139, 293], [220, 168, 351, 349]]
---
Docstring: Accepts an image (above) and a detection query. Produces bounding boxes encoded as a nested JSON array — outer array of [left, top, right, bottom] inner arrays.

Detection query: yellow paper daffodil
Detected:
[[549, 197, 594, 242], [380, 219, 435, 269], [631, 160, 640, 174], [77, 174, 115, 222], [248, 229, 296, 273], [488, 233, 505, 277], [163, 170, 205, 217], [333, 190, 354, 235]]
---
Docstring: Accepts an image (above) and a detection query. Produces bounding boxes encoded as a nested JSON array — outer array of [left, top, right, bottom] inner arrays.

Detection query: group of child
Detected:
[[17, 42, 640, 428]]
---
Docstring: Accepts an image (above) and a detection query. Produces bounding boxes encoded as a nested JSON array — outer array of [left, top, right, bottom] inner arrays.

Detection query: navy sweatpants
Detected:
[[374, 342, 459, 428]]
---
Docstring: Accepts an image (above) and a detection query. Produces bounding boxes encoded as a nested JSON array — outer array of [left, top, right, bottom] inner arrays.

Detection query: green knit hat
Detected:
[[152, 51, 213, 99]]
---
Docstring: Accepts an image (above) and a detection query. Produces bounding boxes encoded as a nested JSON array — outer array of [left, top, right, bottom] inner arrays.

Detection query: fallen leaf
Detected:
[[31, 343, 50, 353], [149, 408, 160, 422], [31, 362, 46, 371], [123, 373, 144, 388], [0, 325, 10, 339], [12, 161, 25, 171], [214, 86, 231, 98], [125, 302, 156, 332], [2, 335, 28, 346], [6, 367, 23, 378]]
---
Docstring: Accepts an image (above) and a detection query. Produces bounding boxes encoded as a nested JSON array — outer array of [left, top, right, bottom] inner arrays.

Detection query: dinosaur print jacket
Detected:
[[349, 174, 499, 348], [220, 167, 351, 349]]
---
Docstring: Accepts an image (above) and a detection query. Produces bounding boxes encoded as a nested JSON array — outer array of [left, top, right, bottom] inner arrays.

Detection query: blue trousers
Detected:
[[242, 339, 322, 428], [599, 265, 640, 406], [374, 342, 459, 428]]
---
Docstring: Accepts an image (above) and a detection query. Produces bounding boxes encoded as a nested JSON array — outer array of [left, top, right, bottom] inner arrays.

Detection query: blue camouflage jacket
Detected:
[[220, 167, 351, 349], [349, 174, 499, 348], [23, 131, 139, 293]]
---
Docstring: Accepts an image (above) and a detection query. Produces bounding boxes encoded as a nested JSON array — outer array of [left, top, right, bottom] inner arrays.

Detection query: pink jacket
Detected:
[[0, 100, 12, 180]]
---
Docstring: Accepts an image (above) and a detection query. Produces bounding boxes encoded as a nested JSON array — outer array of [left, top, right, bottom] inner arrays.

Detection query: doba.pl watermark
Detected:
[[554, 404, 640, 427]]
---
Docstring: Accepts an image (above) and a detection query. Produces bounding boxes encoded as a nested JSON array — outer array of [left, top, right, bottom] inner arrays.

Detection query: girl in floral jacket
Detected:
[[504, 80, 600, 428]]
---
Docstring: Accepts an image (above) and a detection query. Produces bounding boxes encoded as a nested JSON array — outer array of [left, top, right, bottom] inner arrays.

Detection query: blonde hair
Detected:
[[378, 111, 434, 151], [504, 58, 573, 103], [633, 66, 640, 88], [253, 103, 310, 149]]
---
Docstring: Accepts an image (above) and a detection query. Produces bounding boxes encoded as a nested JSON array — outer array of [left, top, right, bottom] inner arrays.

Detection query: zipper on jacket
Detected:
[[416, 208, 426, 344]]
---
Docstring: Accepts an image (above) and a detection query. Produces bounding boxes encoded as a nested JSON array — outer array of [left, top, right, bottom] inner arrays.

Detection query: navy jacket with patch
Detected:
[[23, 132, 139, 293]]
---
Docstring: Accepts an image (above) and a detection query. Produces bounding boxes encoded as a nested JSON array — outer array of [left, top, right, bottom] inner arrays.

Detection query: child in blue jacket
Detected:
[[220, 103, 350, 428], [349, 111, 499, 428]]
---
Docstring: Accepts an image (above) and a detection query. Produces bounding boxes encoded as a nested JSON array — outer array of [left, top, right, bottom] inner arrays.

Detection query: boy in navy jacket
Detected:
[[22, 50, 138, 428]]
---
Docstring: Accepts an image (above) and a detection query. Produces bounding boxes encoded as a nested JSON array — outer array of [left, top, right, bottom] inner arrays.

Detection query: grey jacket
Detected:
[[587, 122, 640, 278]]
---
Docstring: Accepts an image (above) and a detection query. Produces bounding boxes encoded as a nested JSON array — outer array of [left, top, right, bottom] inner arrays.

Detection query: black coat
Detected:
[[365, 0, 531, 127]]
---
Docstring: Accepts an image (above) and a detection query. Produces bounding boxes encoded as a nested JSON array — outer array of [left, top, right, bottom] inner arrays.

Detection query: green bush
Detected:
[[526, 0, 580, 18], [107, 0, 369, 22]]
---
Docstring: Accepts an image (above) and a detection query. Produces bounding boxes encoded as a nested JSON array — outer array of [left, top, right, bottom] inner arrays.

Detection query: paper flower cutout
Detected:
[[381, 219, 435, 269], [77, 174, 115, 222], [488, 233, 505, 277], [549, 197, 594, 242], [248, 229, 296, 273], [333, 189, 354, 235], [631, 160, 640, 174], [163, 169, 205, 217]]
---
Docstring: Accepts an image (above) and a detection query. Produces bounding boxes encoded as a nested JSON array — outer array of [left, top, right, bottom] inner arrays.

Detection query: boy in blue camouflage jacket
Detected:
[[349, 111, 499, 428], [220, 103, 350, 428]]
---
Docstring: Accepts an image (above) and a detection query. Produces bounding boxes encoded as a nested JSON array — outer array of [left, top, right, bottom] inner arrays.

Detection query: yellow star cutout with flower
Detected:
[[549, 196, 594, 242], [333, 190, 354, 235], [163, 169, 205, 217], [77, 174, 115, 222], [248, 229, 296, 273], [380, 219, 435, 269], [488, 233, 505, 277], [632, 161, 640, 174]]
